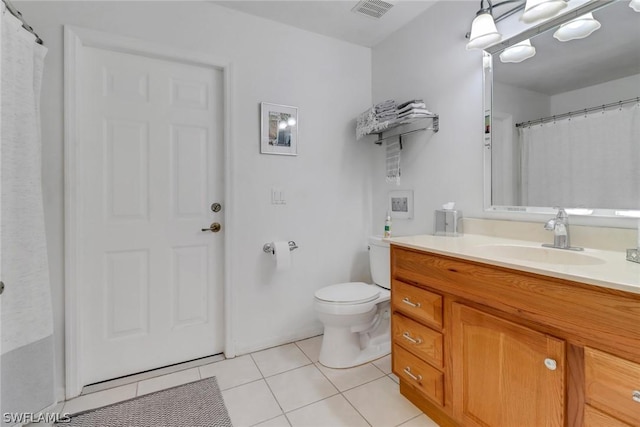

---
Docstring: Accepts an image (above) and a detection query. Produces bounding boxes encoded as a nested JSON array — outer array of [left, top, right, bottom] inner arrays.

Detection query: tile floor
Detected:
[[30, 336, 441, 427]]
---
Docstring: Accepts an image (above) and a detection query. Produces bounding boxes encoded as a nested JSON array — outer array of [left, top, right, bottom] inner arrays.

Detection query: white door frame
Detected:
[[64, 25, 236, 399]]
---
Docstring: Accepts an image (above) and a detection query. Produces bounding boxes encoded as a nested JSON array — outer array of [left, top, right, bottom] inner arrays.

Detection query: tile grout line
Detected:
[[398, 413, 426, 427], [57, 340, 428, 427], [248, 413, 292, 427], [254, 346, 345, 420], [309, 359, 373, 426]]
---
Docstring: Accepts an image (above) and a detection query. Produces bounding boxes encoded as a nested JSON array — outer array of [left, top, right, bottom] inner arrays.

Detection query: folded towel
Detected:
[[397, 99, 424, 110], [386, 138, 401, 185], [356, 107, 392, 140], [397, 112, 433, 121], [397, 102, 426, 114], [398, 108, 434, 118], [375, 99, 397, 113], [376, 110, 398, 121]]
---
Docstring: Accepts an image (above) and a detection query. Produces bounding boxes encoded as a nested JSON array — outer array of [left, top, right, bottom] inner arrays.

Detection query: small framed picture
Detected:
[[260, 102, 298, 156], [389, 190, 413, 219]]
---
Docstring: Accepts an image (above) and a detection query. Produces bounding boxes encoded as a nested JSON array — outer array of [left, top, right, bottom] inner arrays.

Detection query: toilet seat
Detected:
[[315, 282, 380, 305]]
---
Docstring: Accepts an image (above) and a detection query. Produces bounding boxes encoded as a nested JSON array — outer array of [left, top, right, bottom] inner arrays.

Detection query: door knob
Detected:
[[201, 222, 221, 232]]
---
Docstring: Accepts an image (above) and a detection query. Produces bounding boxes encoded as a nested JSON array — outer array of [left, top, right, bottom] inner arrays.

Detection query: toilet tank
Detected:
[[369, 236, 390, 290]]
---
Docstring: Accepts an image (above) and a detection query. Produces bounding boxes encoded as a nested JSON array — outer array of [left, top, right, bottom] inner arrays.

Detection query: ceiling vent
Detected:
[[351, 0, 395, 19]]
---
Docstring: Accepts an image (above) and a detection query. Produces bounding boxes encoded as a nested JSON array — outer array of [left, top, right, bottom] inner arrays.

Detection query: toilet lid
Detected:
[[315, 282, 380, 304]]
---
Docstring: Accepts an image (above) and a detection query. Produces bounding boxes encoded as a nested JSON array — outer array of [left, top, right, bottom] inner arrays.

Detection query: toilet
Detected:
[[314, 236, 391, 368]]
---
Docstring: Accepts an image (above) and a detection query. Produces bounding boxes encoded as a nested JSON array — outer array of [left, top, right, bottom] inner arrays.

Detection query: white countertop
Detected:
[[388, 234, 640, 295]]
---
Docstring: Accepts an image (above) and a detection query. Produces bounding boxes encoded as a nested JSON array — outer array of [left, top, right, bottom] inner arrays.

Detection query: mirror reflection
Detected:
[[268, 111, 294, 147], [487, 0, 640, 213]]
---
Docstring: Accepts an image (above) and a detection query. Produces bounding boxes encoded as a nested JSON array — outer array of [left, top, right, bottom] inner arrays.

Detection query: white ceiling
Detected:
[[493, 0, 640, 95], [211, 1, 640, 96], [211, 0, 437, 47]]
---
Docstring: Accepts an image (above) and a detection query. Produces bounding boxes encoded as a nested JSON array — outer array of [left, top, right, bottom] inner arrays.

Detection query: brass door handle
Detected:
[[201, 222, 221, 232]]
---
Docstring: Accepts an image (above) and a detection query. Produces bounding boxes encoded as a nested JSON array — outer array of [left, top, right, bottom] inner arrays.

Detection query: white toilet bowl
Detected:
[[314, 237, 391, 368]]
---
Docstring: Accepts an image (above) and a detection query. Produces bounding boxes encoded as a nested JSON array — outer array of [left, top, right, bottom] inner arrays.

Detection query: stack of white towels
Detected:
[[396, 99, 433, 121], [356, 99, 399, 139], [374, 99, 398, 122], [356, 98, 433, 140]]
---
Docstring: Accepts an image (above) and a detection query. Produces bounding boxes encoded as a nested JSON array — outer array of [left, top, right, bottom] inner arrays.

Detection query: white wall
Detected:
[[371, 0, 484, 236], [494, 82, 550, 128], [550, 73, 640, 114], [16, 1, 373, 398], [371, 0, 638, 237]]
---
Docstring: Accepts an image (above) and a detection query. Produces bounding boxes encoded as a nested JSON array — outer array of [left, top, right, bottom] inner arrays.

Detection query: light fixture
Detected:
[[520, 0, 567, 23], [629, 0, 640, 12], [287, 117, 297, 126], [499, 39, 536, 63], [278, 121, 287, 130], [466, 9, 501, 50], [466, 0, 567, 51], [553, 12, 601, 42]]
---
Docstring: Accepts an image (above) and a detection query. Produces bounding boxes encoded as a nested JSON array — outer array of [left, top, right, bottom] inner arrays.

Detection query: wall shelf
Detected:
[[373, 114, 439, 148]]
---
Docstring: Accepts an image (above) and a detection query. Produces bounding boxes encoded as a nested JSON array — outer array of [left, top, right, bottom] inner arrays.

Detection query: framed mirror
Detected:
[[483, 0, 640, 217]]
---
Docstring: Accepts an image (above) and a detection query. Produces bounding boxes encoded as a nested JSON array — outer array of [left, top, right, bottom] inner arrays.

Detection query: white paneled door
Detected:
[[78, 46, 224, 385]]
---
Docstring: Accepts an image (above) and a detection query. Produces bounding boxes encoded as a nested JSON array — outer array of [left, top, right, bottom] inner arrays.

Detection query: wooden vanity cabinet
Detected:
[[452, 304, 566, 426], [390, 245, 640, 427]]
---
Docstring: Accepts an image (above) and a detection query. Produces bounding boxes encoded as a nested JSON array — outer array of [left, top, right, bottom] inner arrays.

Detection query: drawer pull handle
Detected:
[[402, 332, 422, 345], [403, 367, 422, 383], [544, 358, 557, 371], [633, 390, 640, 403], [402, 297, 421, 308]]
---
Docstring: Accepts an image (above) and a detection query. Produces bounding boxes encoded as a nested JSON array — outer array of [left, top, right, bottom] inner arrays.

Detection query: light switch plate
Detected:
[[271, 187, 286, 205]]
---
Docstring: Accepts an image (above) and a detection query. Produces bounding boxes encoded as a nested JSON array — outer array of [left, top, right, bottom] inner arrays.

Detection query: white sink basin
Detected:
[[471, 244, 606, 266]]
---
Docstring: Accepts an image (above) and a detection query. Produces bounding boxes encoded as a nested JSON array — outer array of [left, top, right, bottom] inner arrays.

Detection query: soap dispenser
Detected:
[[384, 212, 392, 238]]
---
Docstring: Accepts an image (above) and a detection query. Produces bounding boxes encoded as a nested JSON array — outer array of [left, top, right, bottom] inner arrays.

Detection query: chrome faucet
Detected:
[[543, 208, 583, 251]]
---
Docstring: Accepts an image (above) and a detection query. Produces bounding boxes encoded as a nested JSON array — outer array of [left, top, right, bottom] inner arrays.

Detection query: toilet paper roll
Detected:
[[272, 241, 292, 271]]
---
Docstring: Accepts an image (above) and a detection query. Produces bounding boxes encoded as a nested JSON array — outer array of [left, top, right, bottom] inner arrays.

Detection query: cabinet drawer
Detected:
[[393, 344, 444, 406], [392, 280, 443, 329], [584, 405, 633, 427], [585, 347, 640, 427], [392, 313, 443, 368]]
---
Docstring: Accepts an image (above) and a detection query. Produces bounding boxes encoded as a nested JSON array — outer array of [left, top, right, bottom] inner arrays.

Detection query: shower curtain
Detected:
[[1, 4, 55, 422], [520, 103, 640, 209]]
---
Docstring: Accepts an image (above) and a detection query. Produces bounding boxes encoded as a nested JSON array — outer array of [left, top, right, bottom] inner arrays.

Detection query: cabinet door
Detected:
[[452, 304, 566, 427]]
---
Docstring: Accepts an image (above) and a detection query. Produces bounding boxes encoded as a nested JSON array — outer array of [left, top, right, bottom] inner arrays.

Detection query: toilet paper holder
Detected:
[[263, 241, 298, 254]]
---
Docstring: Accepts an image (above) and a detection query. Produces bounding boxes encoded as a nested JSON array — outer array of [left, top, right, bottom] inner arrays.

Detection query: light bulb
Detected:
[[287, 117, 296, 126], [278, 121, 287, 130]]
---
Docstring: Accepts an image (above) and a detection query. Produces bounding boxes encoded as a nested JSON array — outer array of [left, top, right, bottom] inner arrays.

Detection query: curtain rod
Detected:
[[2, 0, 43, 45], [515, 96, 640, 128]]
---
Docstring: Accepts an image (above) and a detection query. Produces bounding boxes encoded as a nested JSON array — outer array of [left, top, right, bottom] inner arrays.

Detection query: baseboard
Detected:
[[234, 326, 323, 356], [55, 387, 66, 404]]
